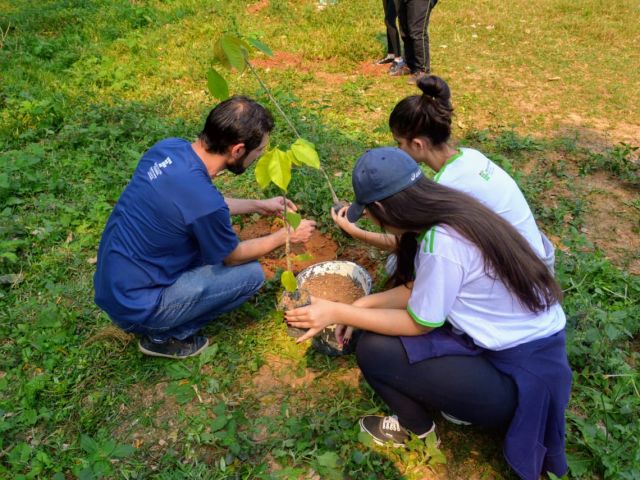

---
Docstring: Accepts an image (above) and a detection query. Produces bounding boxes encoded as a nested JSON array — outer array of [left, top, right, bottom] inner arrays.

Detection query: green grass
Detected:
[[1, 0, 638, 478]]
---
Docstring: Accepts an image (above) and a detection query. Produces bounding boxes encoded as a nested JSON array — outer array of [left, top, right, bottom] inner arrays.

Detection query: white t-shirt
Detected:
[[435, 148, 545, 257], [407, 225, 566, 351]]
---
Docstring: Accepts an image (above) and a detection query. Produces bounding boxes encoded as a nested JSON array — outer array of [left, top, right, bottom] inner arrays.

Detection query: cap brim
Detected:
[[346, 202, 366, 223]]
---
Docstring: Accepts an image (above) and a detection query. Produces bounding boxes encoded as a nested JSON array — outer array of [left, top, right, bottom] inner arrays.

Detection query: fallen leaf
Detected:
[[0, 273, 24, 285], [87, 257, 97, 264]]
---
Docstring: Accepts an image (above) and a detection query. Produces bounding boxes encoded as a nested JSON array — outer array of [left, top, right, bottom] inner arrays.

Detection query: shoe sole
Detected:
[[441, 411, 472, 426], [138, 338, 209, 359]]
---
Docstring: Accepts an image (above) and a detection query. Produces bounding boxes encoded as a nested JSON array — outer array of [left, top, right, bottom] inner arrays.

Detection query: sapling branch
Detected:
[[246, 59, 341, 205]]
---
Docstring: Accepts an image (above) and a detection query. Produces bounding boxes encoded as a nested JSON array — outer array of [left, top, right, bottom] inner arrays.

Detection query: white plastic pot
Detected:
[[296, 260, 372, 356]]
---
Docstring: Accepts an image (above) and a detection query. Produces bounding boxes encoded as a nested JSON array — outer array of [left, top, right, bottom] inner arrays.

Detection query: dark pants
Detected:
[[356, 332, 517, 434], [397, 0, 437, 73], [383, 0, 401, 57]]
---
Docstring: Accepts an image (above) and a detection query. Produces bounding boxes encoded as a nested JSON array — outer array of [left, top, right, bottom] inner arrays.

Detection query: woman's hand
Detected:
[[285, 296, 337, 343], [335, 324, 354, 346], [256, 196, 298, 216], [331, 205, 360, 236]]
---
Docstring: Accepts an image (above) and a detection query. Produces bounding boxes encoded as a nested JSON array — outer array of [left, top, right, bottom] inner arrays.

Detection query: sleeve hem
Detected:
[[407, 306, 445, 328]]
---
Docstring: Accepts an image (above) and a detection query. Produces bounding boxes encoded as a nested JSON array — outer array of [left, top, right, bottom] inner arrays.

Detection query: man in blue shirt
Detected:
[[94, 96, 315, 359]]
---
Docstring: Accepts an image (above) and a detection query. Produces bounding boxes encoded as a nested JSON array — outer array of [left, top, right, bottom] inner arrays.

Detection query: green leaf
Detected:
[[207, 68, 229, 100], [254, 152, 272, 189], [165, 382, 196, 404], [219, 34, 246, 72], [80, 435, 99, 455], [111, 444, 134, 458], [285, 212, 301, 229], [290, 138, 320, 169], [210, 415, 228, 432], [165, 362, 192, 380], [281, 270, 297, 292], [213, 40, 231, 69], [267, 148, 292, 191], [316, 451, 340, 468], [247, 37, 273, 56], [199, 343, 219, 367], [357, 431, 373, 447], [293, 252, 313, 262]]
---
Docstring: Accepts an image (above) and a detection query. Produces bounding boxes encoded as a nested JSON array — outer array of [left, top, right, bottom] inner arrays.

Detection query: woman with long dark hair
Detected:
[[286, 148, 571, 480], [333, 75, 555, 270]]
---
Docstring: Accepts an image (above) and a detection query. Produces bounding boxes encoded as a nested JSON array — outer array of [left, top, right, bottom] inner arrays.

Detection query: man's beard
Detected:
[[226, 154, 248, 175]]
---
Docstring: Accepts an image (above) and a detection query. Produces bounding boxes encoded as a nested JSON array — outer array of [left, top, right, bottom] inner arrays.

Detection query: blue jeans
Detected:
[[116, 262, 264, 341]]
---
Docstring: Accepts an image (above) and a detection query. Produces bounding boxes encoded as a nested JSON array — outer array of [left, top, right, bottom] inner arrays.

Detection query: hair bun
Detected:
[[417, 75, 451, 103]]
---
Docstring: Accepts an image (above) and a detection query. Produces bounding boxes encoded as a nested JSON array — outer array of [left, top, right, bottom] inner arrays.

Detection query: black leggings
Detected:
[[356, 332, 517, 435]]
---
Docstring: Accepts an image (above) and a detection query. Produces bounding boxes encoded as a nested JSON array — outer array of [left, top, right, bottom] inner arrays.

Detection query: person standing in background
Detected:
[[397, 0, 438, 83], [378, 0, 409, 76]]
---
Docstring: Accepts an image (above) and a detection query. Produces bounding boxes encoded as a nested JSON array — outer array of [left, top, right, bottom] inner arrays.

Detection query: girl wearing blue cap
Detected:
[[285, 148, 571, 480]]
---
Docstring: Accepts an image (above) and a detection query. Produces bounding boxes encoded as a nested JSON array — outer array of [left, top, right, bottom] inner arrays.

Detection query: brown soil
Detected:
[[301, 273, 365, 303], [234, 217, 379, 279], [246, 0, 269, 14], [251, 51, 308, 72]]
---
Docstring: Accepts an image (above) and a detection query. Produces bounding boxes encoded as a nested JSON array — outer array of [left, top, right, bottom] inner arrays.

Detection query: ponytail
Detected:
[[389, 75, 453, 145]]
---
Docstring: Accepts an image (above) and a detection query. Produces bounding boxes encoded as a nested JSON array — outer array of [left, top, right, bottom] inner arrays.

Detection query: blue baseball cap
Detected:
[[346, 147, 423, 223]]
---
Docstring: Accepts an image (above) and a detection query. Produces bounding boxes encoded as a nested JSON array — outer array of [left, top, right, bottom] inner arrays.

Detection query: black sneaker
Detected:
[[359, 414, 436, 447], [138, 335, 209, 359], [376, 54, 396, 65]]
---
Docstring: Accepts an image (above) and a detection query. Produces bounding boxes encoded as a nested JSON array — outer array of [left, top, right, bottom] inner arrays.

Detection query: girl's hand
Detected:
[[285, 296, 337, 343], [331, 205, 359, 236], [335, 325, 354, 346]]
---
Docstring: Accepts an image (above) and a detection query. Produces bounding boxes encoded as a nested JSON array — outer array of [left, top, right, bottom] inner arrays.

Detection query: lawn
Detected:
[[0, 0, 638, 478]]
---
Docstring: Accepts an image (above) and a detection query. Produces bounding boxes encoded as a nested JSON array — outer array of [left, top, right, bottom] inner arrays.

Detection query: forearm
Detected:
[[224, 229, 286, 265], [353, 284, 412, 309], [348, 226, 396, 251], [224, 197, 259, 215], [334, 303, 430, 336]]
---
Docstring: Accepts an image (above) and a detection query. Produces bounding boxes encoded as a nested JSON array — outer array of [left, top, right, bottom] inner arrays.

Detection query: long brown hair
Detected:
[[369, 177, 562, 313]]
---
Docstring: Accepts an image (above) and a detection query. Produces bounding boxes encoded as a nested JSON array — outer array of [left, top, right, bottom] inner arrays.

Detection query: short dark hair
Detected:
[[199, 96, 274, 154], [389, 75, 453, 146]]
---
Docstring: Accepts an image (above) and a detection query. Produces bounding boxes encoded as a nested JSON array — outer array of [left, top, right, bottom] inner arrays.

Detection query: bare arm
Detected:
[[225, 196, 297, 216], [331, 207, 396, 250], [224, 219, 316, 266], [285, 297, 431, 342], [352, 284, 413, 309]]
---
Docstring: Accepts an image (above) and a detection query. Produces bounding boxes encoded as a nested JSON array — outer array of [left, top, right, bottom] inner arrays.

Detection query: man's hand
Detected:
[[289, 219, 316, 243], [255, 196, 297, 216]]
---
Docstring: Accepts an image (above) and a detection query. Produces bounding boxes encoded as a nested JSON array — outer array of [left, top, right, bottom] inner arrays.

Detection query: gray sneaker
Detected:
[[138, 335, 209, 359], [359, 414, 436, 447]]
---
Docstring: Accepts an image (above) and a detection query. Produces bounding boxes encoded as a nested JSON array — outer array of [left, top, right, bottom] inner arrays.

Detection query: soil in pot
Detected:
[[301, 273, 366, 356]]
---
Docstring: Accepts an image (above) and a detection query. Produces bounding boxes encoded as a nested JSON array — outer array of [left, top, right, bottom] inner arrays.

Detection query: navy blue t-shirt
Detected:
[[94, 138, 239, 324]]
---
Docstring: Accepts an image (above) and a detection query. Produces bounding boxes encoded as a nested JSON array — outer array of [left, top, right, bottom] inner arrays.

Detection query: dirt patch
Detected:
[[355, 60, 391, 78], [301, 273, 365, 303], [246, 0, 268, 14], [578, 172, 640, 274], [251, 51, 308, 72], [234, 218, 378, 279]]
